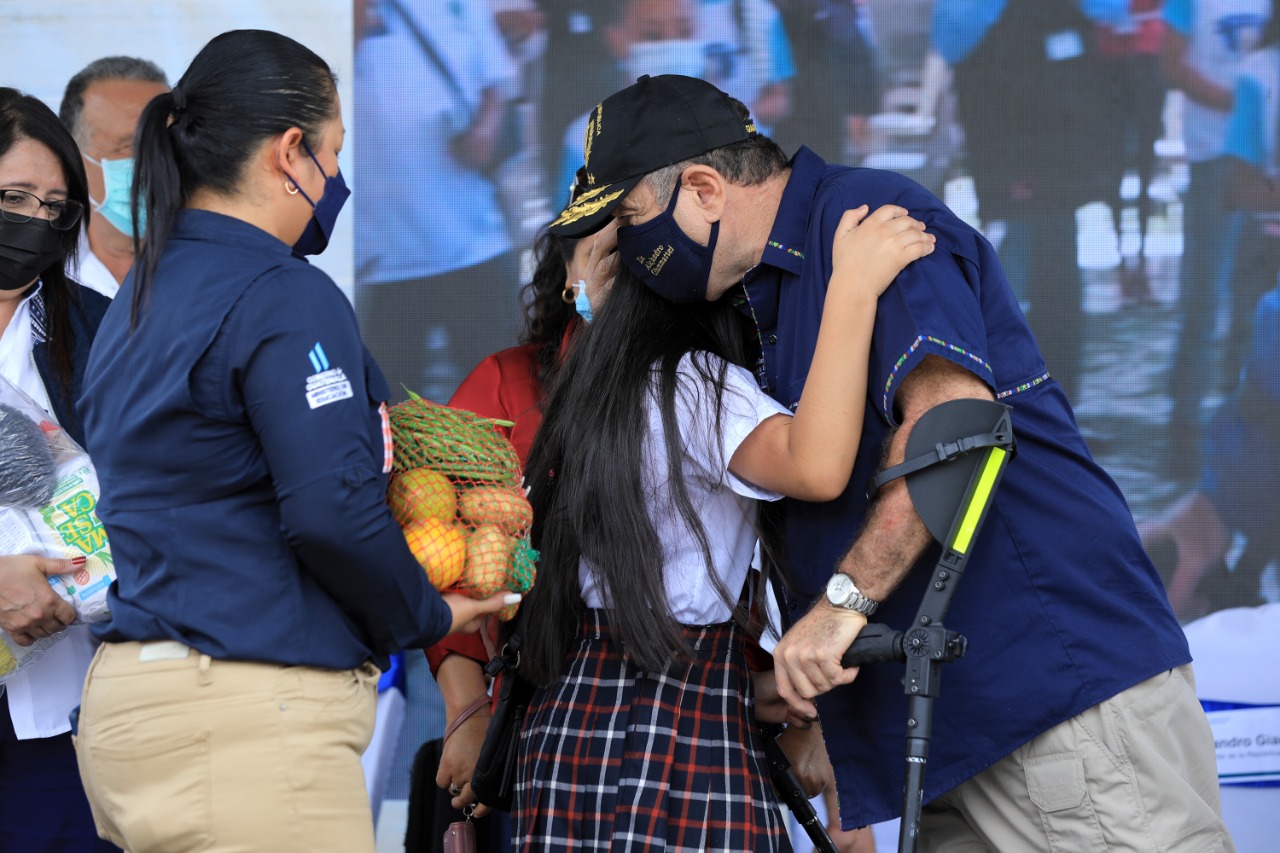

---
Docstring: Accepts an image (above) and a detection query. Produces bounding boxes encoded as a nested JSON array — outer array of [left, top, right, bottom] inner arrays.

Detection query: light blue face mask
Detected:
[[84, 153, 143, 237], [572, 280, 593, 323]]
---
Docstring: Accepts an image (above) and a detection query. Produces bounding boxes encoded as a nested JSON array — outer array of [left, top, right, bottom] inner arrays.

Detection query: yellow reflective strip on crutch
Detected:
[[949, 447, 1008, 554]]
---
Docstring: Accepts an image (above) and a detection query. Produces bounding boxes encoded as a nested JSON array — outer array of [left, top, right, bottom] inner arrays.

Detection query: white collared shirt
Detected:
[[70, 230, 120, 298], [0, 280, 49, 413], [0, 279, 101, 739]]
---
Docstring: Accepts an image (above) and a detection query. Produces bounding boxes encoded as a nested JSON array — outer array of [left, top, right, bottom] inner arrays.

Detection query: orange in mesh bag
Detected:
[[388, 393, 537, 620], [402, 516, 467, 589]]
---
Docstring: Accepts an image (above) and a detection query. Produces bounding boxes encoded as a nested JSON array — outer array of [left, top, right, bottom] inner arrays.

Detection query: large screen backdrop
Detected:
[[354, 0, 1276, 620], [353, 1, 1277, 841]]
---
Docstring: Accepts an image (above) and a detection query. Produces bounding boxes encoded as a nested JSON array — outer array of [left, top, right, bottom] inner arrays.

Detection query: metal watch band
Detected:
[[832, 591, 879, 616]]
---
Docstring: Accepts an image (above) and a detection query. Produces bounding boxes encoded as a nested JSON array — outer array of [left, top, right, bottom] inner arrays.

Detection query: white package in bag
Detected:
[[0, 376, 114, 680]]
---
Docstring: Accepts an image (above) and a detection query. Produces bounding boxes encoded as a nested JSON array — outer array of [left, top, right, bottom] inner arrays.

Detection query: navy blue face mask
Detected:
[[616, 179, 719, 304], [290, 138, 350, 257]]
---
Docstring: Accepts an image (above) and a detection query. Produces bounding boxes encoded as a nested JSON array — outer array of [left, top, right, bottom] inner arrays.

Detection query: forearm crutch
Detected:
[[840, 398, 1015, 853]]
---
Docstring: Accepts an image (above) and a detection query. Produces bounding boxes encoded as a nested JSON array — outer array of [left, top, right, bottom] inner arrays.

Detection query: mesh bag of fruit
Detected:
[[387, 393, 536, 620]]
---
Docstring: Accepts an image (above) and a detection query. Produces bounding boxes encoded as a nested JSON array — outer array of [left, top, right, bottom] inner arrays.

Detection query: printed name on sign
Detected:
[[1205, 705, 1280, 786], [306, 367, 354, 410]]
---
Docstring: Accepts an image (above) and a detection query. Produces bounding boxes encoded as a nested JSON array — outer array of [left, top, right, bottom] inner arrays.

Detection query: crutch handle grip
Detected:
[[841, 623, 903, 667]]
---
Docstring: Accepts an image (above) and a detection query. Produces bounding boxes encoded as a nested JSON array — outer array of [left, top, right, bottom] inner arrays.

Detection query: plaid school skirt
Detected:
[[513, 610, 792, 852]]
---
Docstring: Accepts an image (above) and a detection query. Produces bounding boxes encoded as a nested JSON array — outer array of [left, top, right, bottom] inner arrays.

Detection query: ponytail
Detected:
[[126, 29, 338, 330], [129, 89, 184, 329]]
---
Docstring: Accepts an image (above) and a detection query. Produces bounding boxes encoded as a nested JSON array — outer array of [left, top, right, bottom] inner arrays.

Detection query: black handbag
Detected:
[[470, 631, 534, 812], [405, 738, 511, 853]]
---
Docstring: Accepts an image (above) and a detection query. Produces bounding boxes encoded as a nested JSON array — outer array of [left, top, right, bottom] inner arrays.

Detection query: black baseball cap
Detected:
[[547, 74, 757, 237]]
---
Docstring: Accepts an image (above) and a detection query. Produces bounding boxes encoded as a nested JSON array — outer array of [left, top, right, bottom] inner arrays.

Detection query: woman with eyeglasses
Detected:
[[0, 88, 119, 852]]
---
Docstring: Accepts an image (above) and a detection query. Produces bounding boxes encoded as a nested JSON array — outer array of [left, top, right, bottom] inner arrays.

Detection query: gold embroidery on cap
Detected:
[[583, 102, 604, 181], [745, 122, 756, 134], [569, 184, 615, 204], [551, 188, 625, 226], [583, 116, 596, 175]]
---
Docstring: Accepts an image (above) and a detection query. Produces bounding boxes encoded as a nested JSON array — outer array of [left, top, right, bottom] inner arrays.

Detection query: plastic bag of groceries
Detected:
[[386, 391, 536, 622], [0, 376, 114, 681]]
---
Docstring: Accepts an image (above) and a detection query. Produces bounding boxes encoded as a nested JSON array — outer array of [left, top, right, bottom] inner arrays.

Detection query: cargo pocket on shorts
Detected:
[[1027, 751, 1086, 812], [90, 729, 213, 852], [1026, 751, 1103, 852]]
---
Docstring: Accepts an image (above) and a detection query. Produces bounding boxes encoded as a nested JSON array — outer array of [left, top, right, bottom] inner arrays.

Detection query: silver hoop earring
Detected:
[[285, 179, 300, 196]]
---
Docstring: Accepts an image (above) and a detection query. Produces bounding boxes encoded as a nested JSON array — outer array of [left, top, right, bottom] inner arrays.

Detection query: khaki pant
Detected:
[[74, 641, 380, 853], [919, 665, 1233, 852]]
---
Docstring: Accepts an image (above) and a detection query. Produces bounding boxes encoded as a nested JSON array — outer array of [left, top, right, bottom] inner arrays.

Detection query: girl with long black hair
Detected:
[[427, 217, 615, 830], [514, 202, 934, 850], [74, 30, 507, 853]]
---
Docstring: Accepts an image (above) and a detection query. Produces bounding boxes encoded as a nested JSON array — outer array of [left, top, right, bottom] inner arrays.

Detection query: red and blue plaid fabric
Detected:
[[513, 610, 792, 852]]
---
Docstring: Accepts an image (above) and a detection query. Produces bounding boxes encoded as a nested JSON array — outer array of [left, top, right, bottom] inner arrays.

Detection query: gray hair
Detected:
[[639, 98, 788, 206], [59, 56, 168, 143]]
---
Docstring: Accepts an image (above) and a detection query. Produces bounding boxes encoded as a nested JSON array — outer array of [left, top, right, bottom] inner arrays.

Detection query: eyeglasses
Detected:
[[0, 189, 84, 231]]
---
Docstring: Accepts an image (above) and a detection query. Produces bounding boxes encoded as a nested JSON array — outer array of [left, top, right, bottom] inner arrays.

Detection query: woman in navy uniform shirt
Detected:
[[74, 30, 508, 853]]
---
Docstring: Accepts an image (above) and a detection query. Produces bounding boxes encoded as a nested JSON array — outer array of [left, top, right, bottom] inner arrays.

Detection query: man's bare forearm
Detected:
[[835, 424, 932, 600], [835, 355, 994, 601]]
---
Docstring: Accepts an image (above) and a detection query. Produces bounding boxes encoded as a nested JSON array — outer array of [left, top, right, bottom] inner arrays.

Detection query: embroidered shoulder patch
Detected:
[[305, 343, 353, 409]]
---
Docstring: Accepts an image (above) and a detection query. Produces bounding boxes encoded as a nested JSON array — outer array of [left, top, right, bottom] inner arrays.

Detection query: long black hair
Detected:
[[0, 88, 89, 406], [521, 264, 779, 683], [129, 29, 338, 326], [518, 228, 579, 389]]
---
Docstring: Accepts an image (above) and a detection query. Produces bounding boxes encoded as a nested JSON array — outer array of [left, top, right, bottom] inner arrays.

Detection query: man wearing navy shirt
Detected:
[[548, 75, 1231, 850]]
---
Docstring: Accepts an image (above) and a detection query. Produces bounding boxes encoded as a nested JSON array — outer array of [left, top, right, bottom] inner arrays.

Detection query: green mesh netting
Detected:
[[387, 394, 537, 620]]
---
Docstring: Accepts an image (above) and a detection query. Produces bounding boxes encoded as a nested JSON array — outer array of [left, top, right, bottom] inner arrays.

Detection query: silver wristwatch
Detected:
[[825, 573, 879, 616]]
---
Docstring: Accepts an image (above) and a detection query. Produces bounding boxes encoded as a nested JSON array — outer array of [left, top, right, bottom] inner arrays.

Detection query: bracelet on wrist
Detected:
[[443, 694, 490, 742]]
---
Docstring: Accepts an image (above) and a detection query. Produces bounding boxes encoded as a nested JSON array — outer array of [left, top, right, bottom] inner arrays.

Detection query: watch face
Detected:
[[826, 573, 854, 604]]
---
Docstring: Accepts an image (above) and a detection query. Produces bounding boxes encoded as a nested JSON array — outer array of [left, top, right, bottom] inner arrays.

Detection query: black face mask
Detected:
[[0, 218, 66, 291]]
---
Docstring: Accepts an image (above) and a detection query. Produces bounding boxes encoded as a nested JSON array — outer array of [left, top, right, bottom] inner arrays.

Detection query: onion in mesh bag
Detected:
[[0, 403, 57, 508]]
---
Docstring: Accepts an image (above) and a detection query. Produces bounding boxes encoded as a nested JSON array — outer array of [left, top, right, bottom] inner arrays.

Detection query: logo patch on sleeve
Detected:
[[305, 342, 353, 409]]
